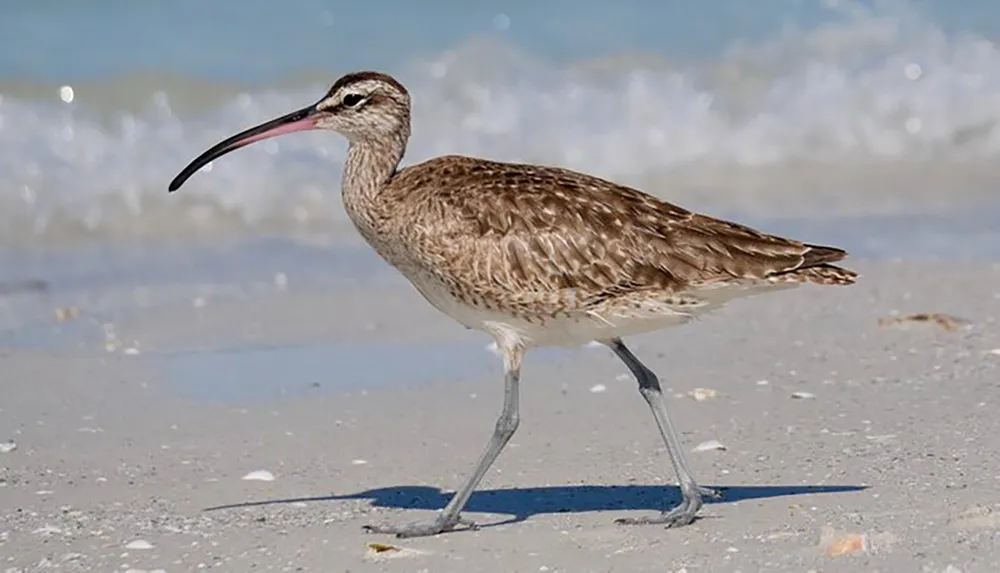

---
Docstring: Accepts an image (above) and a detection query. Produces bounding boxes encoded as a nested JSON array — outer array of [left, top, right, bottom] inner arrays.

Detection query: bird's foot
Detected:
[[615, 490, 705, 528], [698, 485, 724, 500], [363, 513, 478, 538]]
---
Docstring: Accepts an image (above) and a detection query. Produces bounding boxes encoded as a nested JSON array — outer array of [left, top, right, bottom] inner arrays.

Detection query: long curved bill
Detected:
[[168, 104, 320, 192]]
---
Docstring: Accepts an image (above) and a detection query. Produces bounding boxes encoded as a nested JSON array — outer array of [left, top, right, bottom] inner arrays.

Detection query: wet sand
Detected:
[[2, 260, 1000, 572]]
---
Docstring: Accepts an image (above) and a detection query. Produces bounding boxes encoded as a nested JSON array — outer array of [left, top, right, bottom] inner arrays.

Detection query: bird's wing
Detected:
[[393, 156, 845, 308]]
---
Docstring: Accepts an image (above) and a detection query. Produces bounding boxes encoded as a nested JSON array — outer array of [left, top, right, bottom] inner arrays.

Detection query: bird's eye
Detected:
[[342, 93, 365, 107]]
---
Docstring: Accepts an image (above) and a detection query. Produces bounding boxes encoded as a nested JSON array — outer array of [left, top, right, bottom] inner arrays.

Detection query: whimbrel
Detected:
[[169, 71, 857, 538]]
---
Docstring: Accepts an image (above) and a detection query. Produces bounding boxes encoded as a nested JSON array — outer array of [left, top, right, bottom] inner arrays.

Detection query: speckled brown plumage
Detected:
[[303, 72, 857, 347], [370, 154, 856, 333], [389, 155, 855, 294]]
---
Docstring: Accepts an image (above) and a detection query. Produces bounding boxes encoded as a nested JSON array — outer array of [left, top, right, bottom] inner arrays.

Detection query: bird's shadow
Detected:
[[204, 483, 867, 528]]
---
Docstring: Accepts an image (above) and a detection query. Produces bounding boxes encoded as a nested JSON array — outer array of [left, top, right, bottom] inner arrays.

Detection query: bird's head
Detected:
[[168, 71, 411, 192]]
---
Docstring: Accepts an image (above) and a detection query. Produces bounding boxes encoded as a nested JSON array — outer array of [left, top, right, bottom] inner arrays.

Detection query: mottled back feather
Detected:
[[382, 155, 854, 314]]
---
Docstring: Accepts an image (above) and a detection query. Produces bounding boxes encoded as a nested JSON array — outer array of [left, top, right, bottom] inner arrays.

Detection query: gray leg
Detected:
[[605, 337, 720, 527], [364, 343, 523, 538]]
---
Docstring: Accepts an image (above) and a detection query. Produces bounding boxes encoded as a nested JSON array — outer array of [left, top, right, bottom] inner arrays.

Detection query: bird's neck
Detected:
[[341, 133, 406, 217]]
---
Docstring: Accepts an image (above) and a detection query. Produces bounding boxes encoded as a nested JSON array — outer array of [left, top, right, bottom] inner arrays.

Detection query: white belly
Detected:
[[395, 256, 799, 350], [409, 275, 694, 348]]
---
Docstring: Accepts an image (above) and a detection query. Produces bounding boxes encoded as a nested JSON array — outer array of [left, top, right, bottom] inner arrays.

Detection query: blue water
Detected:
[[0, 0, 998, 254], [3, 1, 1000, 81]]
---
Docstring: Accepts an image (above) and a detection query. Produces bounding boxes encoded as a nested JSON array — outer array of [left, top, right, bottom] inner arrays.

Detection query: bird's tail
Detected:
[[770, 244, 859, 286]]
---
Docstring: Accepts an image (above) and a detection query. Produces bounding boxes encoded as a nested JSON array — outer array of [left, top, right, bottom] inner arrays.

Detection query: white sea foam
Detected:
[[1, 4, 999, 249]]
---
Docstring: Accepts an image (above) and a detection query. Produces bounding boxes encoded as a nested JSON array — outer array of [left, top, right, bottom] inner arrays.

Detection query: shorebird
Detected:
[[169, 70, 858, 538]]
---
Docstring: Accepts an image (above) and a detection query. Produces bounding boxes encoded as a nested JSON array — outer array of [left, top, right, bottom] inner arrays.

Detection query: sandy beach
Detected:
[[1, 259, 999, 572]]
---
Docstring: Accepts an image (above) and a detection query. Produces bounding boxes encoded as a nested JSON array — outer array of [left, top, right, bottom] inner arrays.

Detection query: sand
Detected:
[[2, 259, 1000, 572]]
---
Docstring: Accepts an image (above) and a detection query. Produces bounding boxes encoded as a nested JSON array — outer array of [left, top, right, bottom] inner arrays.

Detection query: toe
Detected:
[[363, 516, 475, 538], [615, 498, 703, 528], [697, 485, 724, 500], [663, 512, 698, 528]]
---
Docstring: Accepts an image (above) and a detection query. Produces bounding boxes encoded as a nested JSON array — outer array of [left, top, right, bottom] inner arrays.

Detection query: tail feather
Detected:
[[768, 244, 858, 286], [784, 264, 858, 285], [800, 243, 849, 267]]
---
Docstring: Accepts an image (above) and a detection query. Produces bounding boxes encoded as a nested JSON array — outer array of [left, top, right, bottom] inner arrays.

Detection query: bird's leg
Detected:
[[605, 338, 721, 527], [364, 342, 523, 538]]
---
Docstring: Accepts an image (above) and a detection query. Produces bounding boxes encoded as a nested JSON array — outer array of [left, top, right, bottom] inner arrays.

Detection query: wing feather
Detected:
[[390, 155, 848, 311]]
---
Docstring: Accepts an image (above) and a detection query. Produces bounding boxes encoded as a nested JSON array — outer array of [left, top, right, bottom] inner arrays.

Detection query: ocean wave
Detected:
[[2, 3, 999, 249]]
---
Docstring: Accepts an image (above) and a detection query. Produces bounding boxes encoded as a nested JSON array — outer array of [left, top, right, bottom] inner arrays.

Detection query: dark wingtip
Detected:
[[801, 243, 849, 267]]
